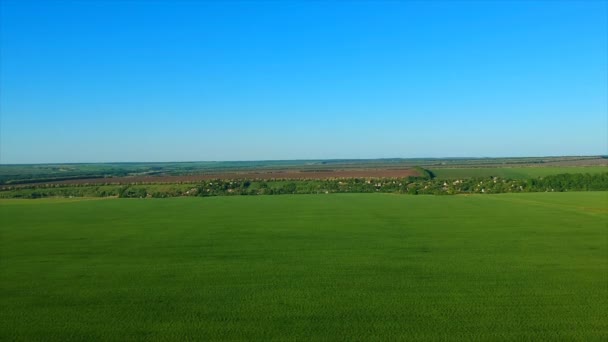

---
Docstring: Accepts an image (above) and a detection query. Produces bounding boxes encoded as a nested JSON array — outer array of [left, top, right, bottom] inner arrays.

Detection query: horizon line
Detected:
[[1, 155, 605, 166]]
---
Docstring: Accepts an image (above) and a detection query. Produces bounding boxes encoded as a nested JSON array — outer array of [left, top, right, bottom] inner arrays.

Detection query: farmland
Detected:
[[1, 156, 605, 185], [429, 166, 608, 179], [1, 170, 606, 199], [1, 192, 606, 340], [1, 157, 606, 200]]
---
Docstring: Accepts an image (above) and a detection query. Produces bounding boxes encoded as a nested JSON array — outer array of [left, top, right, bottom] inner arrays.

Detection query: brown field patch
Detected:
[[11, 168, 421, 186]]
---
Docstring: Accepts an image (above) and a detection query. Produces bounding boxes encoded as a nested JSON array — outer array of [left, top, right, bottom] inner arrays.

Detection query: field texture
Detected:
[[430, 166, 607, 179], [1, 193, 607, 340], [11, 168, 420, 186], [2, 157, 605, 185]]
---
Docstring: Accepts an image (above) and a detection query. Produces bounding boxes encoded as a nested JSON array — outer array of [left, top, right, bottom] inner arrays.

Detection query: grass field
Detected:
[[430, 166, 608, 179], [1, 193, 607, 340]]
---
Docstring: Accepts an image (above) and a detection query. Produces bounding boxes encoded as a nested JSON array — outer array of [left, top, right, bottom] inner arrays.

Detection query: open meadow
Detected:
[[1, 192, 607, 340], [429, 166, 608, 179]]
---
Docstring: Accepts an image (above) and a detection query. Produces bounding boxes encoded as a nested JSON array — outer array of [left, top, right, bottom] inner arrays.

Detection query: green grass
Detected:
[[1, 193, 607, 341], [430, 166, 608, 179]]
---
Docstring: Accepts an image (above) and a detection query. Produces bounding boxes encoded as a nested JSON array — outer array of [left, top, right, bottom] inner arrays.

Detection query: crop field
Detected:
[[12, 168, 420, 186], [1, 193, 607, 340], [1, 157, 605, 185], [430, 166, 608, 179]]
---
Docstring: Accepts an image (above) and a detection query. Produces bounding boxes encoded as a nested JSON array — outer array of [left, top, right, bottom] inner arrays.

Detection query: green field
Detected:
[[2, 157, 605, 185], [430, 166, 608, 179], [1, 193, 607, 340]]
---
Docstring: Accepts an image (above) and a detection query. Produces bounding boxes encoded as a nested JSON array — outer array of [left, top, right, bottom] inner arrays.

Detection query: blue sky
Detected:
[[1, 1, 606, 163]]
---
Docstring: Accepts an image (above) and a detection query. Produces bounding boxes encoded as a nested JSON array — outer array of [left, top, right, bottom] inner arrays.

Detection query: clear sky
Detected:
[[1, 1, 606, 163]]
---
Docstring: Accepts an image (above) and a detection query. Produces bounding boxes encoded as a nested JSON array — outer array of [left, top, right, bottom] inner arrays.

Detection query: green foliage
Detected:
[[412, 166, 435, 179], [430, 166, 608, 179], [1, 158, 604, 185], [118, 186, 147, 198], [2, 173, 607, 199], [0, 185, 123, 199], [1, 193, 606, 340]]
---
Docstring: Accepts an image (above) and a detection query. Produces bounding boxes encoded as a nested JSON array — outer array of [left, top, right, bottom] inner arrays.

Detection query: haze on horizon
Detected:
[[0, 1, 606, 164]]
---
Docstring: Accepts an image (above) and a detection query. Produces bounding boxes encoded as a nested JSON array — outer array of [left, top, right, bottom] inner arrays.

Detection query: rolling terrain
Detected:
[[1, 156, 605, 185]]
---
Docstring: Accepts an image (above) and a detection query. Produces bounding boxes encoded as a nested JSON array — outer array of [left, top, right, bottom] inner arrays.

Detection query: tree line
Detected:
[[1, 172, 606, 199]]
